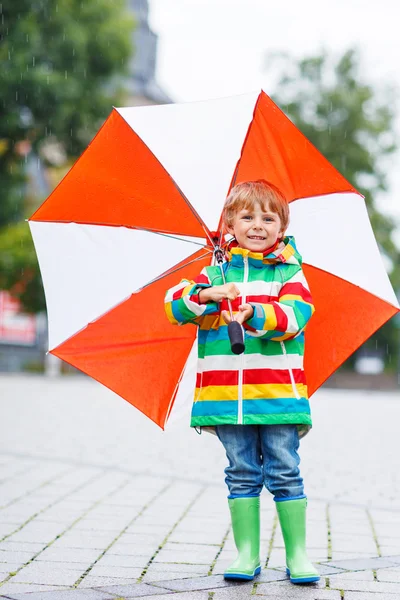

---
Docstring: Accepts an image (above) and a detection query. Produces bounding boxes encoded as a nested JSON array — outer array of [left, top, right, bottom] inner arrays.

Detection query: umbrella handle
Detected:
[[214, 245, 246, 356], [228, 321, 245, 355]]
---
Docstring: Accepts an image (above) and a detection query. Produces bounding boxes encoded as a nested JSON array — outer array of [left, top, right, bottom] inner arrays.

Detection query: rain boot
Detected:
[[275, 497, 320, 584], [224, 496, 261, 581]]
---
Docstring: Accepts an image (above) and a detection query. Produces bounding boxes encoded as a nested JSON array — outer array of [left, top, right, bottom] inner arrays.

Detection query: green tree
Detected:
[[0, 222, 44, 314], [266, 48, 400, 368], [0, 0, 134, 226], [0, 0, 135, 313]]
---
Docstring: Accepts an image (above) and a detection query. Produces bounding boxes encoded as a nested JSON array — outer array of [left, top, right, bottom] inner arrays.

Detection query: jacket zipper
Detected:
[[280, 341, 301, 399], [238, 255, 249, 424]]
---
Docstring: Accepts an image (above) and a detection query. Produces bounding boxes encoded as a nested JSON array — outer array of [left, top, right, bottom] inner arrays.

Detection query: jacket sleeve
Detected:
[[243, 267, 315, 341], [165, 267, 219, 326]]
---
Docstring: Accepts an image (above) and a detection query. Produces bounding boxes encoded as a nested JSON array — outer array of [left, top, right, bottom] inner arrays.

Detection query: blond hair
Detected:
[[223, 180, 289, 230]]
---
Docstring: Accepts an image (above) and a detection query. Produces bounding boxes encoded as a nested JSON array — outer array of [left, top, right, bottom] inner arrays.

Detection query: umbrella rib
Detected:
[[139, 229, 207, 247], [135, 249, 213, 293], [115, 108, 216, 248]]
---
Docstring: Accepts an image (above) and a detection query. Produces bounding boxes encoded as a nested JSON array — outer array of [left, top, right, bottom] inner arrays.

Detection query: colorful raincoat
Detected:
[[164, 236, 315, 437]]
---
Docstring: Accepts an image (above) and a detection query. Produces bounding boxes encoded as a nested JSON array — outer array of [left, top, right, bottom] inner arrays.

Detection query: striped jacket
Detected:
[[164, 236, 315, 437]]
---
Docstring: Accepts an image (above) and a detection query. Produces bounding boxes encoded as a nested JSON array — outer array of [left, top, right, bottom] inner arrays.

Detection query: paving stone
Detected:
[[98, 582, 172, 596], [253, 569, 287, 583], [51, 533, 117, 550], [36, 548, 101, 563], [377, 568, 400, 583], [85, 565, 143, 579], [143, 571, 205, 581], [153, 551, 212, 565], [114, 593, 209, 600], [6, 522, 66, 544], [382, 555, 400, 565], [344, 593, 400, 600], [329, 579, 400, 593], [329, 569, 375, 581], [255, 582, 341, 598], [106, 544, 155, 557], [96, 555, 150, 569], [211, 585, 256, 599], [78, 575, 141, 587], [0, 582, 70, 596], [10, 565, 84, 585], [148, 574, 235, 591], [0, 563, 24, 573], [0, 589, 117, 599], [325, 557, 400, 571], [146, 563, 210, 575], [0, 542, 46, 553]]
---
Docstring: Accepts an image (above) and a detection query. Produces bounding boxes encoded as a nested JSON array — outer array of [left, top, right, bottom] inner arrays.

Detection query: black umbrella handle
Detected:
[[228, 321, 245, 355], [213, 242, 245, 355]]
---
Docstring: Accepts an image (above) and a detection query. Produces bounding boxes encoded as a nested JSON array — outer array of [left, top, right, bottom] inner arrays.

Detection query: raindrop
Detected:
[[72, 48, 75, 57], [344, 131, 347, 139], [32, 56, 35, 67], [64, 70, 68, 79]]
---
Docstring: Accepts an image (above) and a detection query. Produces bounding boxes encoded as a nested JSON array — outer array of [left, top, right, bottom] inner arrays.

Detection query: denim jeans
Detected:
[[215, 424, 305, 501]]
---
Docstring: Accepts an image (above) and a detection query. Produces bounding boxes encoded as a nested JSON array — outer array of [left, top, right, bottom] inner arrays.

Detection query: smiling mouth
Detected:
[[248, 236, 266, 240]]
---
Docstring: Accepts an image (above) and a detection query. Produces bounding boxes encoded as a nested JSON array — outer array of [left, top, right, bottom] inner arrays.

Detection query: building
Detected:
[[127, 0, 173, 106]]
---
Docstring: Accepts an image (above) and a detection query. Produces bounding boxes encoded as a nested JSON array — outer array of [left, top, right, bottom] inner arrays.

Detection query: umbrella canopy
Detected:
[[29, 91, 400, 428]]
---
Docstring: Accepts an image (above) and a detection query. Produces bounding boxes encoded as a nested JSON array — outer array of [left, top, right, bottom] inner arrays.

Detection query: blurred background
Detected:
[[1, 0, 399, 388]]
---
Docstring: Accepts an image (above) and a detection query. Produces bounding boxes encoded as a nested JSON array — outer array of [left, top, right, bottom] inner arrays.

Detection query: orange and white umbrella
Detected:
[[29, 91, 400, 428]]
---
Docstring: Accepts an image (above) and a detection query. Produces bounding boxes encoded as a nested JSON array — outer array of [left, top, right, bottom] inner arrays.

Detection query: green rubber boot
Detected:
[[276, 497, 320, 584], [224, 496, 261, 581]]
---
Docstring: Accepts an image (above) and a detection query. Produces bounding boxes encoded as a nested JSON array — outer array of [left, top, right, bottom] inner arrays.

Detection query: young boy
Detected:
[[164, 180, 319, 584]]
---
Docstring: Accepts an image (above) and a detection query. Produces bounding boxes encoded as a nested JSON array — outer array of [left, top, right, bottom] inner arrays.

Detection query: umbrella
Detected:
[[29, 90, 400, 429]]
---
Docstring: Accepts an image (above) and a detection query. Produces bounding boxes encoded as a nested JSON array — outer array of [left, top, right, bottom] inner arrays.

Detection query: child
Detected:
[[164, 180, 319, 585]]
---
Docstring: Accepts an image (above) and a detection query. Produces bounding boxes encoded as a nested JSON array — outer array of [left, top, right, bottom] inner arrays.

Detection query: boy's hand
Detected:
[[222, 303, 254, 325], [199, 283, 240, 303]]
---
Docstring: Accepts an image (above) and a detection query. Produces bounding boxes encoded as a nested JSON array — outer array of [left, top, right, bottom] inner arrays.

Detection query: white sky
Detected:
[[149, 0, 400, 238]]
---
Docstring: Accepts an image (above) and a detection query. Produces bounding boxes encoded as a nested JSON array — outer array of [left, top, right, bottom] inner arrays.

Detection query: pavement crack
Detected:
[[326, 503, 332, 560], [208, 524, 231, 575], [73, 479, 173, 587], [137, 485, 207, 583], [366, 507, 382, 557], [264, 513, 278, 568]]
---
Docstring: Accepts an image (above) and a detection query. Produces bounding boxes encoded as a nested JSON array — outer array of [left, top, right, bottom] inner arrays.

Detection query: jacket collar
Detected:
[[226, 236, 301, 269]]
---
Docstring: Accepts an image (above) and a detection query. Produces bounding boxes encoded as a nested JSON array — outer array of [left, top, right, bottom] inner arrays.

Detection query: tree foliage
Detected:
[[0, 0, 135, 313], [0, 222, 44, 314], [267, 48, 400, 367], [0, 0, 135, 227]]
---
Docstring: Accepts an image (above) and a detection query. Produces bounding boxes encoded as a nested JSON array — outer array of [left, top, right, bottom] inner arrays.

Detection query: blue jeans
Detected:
[[215, 424, 305, 501]]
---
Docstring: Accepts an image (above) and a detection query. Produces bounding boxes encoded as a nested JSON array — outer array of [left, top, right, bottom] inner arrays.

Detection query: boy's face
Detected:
[[226, 201, 285, 252]]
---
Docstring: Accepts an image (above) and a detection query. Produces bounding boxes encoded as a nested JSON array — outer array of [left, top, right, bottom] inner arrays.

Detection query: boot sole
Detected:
[[286, 567, 320, 584], [224, 566, 261, 581]]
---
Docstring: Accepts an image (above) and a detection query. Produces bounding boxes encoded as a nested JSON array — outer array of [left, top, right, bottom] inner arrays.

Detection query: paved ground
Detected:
[[1, 374, 400, 599]]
